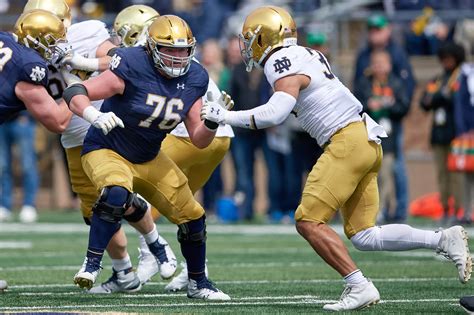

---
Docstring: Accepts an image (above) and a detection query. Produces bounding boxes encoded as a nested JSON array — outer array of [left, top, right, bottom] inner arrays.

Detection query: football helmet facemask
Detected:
[[23, 0, 72, 28], [14, 9, 67, 62], [240, 6, 297, 72], [146, 15, 196, 78], [113, 5, 159, 47]]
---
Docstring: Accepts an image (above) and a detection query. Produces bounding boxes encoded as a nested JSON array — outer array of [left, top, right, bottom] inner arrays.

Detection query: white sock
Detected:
[[138, 234, 152, 254], [111, 254, 132, 271], [351, 225, 442, 251], [378, 224, 441, 250], [143, 224, 159, 244], [344, 269, 368, 285]]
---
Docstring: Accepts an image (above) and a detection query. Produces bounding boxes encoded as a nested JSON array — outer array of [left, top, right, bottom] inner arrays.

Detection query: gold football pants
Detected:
[[295, 122, 383, 238]]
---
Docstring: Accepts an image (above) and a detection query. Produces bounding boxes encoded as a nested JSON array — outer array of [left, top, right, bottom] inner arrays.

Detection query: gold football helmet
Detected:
[[114, 5, 159, 47], [146, 15, 196, 78], [240, 6, 297, 72], [14, 9, 67, 62], [23, 0, 72, 28]]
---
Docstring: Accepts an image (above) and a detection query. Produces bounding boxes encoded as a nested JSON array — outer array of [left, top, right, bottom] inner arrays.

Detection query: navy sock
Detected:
[[86, 186, 128, 260], [179, 217, 206, 282], [87, 212, 120, 259]]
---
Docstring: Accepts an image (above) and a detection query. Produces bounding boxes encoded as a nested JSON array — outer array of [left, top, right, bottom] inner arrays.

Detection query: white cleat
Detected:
[[137, 247, 159, 285], [187, 278, 230, 300], [437, 225, 472, 284], [19, 205, 37, 223], [323, 280, 380, 311], [0, 207, 11, 222], [74, 257, 102, 290], [155, 236, 177, 279], [165, 261, 209, 292], [89, 267, 141, 294]]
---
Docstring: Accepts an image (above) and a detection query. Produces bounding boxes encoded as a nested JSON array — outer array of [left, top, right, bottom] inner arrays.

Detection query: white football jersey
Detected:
[[170, 76, 234, 138], [264, 45, 362, 146], [55, 20, 110, 149]]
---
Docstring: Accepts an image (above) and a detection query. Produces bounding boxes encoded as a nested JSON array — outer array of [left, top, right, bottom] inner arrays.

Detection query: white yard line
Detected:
[[0, 258, 454, 272], [9, 277, 461, 289], [0, 241, 32, 249], [4, 222, 470, 235]]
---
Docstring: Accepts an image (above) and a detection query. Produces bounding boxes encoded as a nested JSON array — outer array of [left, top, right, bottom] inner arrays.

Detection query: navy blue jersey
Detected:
[[0, 32, 49, 124], [82, 46, 209, 163]]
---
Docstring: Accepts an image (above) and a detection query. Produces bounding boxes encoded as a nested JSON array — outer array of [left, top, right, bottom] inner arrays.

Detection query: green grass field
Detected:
[[0, 212, 472, 314]]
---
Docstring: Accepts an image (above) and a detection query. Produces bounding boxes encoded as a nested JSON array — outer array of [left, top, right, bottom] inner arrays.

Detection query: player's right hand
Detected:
[[92, 112, 125, 135], [220, 91, 234, 110]]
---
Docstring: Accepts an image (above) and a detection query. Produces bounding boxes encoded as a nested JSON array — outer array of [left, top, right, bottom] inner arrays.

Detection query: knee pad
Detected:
[[92, 186, 131, 223], [350, 226, 381, 251], [177, 216, 207, 246], [83, 216, 91, 226], [123, 194, 149, 222]]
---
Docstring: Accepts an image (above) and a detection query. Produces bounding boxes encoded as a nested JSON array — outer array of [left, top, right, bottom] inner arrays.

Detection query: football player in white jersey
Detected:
[[201, 6, 472, 311], [57, 4, 234, 293], [22, 1, 177, 292]]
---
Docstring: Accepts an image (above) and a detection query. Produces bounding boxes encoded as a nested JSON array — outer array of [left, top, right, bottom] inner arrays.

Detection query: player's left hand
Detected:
[[201, 91, 228, 124], [61, 52, 99, 72]]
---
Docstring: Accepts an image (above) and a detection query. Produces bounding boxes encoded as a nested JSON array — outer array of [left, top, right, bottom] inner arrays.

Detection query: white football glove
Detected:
[[61, 52, 100, 72], [220, 91, 234, 110], [200, 90, 232, 124], [83, 106, 124, 135]]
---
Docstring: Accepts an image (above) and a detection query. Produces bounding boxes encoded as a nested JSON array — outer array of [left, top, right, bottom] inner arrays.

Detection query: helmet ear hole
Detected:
[[130, 32, 139, 38]]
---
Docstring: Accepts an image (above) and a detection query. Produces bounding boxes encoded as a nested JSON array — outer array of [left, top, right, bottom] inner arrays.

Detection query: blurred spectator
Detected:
[[395, 0, 474, 10], [199, 39, 228, 213], [454, 62, 474, 223], [220, 35, 242, 92], [200, 39, 226, 88], [0, 113, 39, 223], [229, 62, 269, 221], [354, 13, 415, 223], [405, 7, 452, 55], [454, 18, 474, 58], [306, 31, 342, 80], [174, 0, 229, 43], [420, 42, 465, 225], [79, 0, 172, 15], [354, 50, 410, 223]]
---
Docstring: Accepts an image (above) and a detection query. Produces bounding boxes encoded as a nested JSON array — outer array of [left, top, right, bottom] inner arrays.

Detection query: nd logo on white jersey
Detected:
[[110, 54, 122, 70], [29, 66, 46, 82]]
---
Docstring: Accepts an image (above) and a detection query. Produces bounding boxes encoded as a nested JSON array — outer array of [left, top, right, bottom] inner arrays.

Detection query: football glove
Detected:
[[83, 106, 124, 135], [201, 90, 233, 124], [201, 91, 227, 126], [220, 91, 234, 110], [61, 52, 100, 72]]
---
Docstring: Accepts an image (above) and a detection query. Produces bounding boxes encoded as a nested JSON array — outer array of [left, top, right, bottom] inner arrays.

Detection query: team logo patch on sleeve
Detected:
[[110, 54, 122, 70], [273, 56, 292, 74], [29, 66, 46, 82]]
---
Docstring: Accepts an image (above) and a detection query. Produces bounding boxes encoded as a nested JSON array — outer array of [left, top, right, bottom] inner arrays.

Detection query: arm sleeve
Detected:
[[224, 91, 296, 129]]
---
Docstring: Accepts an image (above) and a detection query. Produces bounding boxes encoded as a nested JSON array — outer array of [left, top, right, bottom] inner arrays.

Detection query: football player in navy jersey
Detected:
[[0, 9, 71, 132], [64, 15, 230, 300]]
